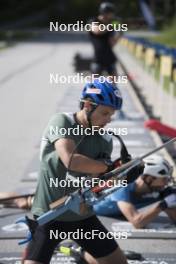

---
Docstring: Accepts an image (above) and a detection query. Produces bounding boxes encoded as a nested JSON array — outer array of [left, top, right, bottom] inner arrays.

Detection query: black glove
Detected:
[[103, 159, 115, 172], [159, 186, 176, 199], [102, 159, 144, 183], [103, 158, 124, 173], [125, 163, 145, 184], [159, 193, 176, 210]]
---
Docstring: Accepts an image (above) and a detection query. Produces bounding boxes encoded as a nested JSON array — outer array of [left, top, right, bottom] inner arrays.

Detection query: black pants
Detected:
[[24, 215, 118, 264], [90, 62, 117, 75]]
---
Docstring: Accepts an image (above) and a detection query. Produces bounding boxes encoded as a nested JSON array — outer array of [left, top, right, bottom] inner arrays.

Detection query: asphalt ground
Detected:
[[0, 33, 176, 262]]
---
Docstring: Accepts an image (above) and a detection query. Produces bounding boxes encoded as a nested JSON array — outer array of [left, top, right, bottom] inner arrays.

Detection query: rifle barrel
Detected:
[[97, 137, 176, 180], [141, 137, 176, 160]]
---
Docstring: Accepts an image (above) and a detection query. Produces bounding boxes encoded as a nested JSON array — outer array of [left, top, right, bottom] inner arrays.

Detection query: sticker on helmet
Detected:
[[86, 88, 101, 94]]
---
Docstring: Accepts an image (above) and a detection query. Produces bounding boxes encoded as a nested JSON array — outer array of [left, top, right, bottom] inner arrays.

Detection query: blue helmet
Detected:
[[81, 79, 123, 110]]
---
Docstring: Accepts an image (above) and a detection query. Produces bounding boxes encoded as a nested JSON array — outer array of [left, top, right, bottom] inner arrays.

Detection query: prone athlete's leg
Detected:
[[23, 261, 42, 264], [96, 247, 127, 264], [82, 248, 127, 264]]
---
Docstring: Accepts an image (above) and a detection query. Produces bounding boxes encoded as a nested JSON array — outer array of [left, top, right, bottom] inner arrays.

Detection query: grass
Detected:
[[150, 19, 176, 47], [0, 30, 37, 41]]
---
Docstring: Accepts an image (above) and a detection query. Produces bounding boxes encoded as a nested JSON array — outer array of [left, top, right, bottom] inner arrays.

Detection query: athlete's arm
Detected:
[[164, 208, 176, 223], [117, 201, 162, 228], [54, 138, 107, 174], [109, 32, 122, 46], [90, 21, 107, 35]]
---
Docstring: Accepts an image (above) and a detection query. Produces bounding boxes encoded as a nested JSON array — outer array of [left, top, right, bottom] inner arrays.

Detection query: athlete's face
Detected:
[[91, 105, 115, 128], [144, 175, 168, 191], [102, 12, 114, 23]]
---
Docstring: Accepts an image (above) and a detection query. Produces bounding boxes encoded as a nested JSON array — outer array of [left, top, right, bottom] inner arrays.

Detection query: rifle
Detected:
[[16, 137, 176, 245]]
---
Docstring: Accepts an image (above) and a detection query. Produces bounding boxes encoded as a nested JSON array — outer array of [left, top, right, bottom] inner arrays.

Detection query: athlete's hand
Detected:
[[159, 186, 176, 199], [102, 159, 115, 172], [102, 159, 144, 183], [103, 158, 124, 173], [103, 156, 131, 173], [159, 193, 176, 210]]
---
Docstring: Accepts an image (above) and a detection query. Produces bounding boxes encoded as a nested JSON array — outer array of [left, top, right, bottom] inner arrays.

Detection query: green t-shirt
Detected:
[[32, 112, 113, 221]]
